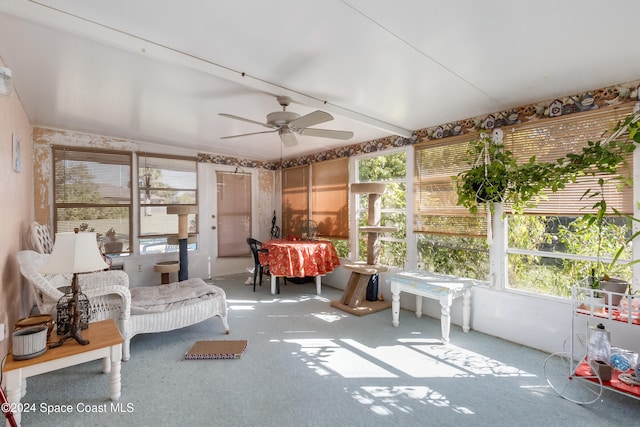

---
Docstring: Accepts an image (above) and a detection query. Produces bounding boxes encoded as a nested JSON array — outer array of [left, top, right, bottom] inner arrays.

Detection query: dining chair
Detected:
[[246, 238, 282, 293]]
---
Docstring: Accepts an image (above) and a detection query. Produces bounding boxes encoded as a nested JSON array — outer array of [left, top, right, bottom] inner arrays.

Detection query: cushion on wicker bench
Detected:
[[130, 278, 221, 314]]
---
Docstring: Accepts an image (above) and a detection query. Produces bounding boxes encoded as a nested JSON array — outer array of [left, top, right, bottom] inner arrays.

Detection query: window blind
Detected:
[[282, 165, 309, 238], [54, 147, 131, 205], [414, 104, 636, 237], [414, 134, 488, 238], [52, 146, 132, 254], [138, 153, 198, 238], [502, 105, 634, 215], [217, 171, 251, 257], [312, 158, 349, 239]]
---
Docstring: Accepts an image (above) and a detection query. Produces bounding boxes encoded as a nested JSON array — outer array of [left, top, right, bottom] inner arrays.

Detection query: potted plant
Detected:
[[599, 276, 630, 306], [582, 269, 607, 313], [104, 227, 123, 253], [455, 132, 560, 215]]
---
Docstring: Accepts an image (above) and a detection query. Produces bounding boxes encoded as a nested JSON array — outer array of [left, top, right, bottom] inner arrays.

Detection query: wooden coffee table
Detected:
[[2, 319, 124, 426]]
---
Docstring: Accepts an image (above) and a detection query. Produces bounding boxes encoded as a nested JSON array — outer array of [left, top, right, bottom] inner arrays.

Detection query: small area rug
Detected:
[[184, 340, 247, 359]]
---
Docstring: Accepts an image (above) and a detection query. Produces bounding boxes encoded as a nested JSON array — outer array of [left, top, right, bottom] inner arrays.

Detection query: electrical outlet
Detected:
[[0, 323, 5, 341], [137, 264, 142, 272]]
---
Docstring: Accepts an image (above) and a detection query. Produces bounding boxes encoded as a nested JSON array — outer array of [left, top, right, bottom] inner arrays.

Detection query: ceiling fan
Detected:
[[219, 96, 354, 147]]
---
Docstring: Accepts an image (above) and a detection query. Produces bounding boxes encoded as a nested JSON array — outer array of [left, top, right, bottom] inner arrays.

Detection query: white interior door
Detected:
[[216, 170, 252, 256], [202, 164, 256, 277]]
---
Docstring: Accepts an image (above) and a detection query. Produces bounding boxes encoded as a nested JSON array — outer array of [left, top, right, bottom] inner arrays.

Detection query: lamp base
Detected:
[[49, 326, 89, 348], [51, 273, 90, 347]]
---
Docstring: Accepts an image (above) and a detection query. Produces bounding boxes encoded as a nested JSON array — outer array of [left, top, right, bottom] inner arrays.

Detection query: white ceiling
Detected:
[[1, 0, 640, 162]]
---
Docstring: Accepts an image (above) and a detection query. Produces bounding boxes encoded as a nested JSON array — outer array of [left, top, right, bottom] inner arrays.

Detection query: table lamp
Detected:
[[40, 228, 108, 347]]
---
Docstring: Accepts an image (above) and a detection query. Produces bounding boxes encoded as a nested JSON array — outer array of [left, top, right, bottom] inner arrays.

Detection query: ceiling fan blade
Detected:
[[298, 128, 354, 140], [221, 129, 278, 140], [219, 113, 276, 129], [279, 128, 299, 147], [289, 110, 333, 129]]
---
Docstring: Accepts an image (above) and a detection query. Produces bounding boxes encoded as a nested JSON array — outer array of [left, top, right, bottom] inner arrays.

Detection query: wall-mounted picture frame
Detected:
[[12, 133, 21, 173]]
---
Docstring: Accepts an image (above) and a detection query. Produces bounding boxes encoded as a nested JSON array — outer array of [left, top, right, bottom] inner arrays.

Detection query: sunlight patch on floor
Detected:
[[406, 342, 535, 377], [352, 386, 475, 416], [341, 338, 468, 378], [283, 336, 535, 381], [285, 338, 397, 378], [311, 312, 344, 322]]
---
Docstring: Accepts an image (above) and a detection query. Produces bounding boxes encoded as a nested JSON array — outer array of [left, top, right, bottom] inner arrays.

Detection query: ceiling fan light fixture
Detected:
[[279, 128, 298, 147]]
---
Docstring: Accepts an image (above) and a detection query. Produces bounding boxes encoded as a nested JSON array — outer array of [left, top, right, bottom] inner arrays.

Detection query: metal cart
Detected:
[[543, 282, 640, 404]]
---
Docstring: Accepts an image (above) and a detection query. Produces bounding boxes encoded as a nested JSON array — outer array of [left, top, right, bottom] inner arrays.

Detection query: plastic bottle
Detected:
[[587, 323, 611, 363]]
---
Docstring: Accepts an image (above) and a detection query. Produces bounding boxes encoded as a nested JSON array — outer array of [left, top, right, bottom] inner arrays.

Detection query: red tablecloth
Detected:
[[258, 239, 340, 278]]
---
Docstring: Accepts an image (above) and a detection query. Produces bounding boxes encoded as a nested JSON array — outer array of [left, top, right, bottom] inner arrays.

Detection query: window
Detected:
[[414, 135, 488, 237], [138, 154, 198, 254], [312, 158, 349, 239], [281, 160, 350, 257], [52, 147, 132, 255], [414, 137, 489, 279], [356, 151, 407, 268], [505, 105, 635, 296], [282, 165, 309, 239]]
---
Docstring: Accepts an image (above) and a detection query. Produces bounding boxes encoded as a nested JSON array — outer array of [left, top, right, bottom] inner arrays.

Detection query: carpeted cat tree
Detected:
[[331, 183, 396, 315]]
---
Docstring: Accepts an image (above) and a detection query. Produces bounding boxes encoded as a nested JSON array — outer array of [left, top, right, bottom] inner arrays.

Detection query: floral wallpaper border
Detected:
[[198, 79, 640, 170]]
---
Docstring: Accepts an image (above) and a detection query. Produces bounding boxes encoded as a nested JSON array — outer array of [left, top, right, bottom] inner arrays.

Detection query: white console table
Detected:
[[387, 270, 478, 343]]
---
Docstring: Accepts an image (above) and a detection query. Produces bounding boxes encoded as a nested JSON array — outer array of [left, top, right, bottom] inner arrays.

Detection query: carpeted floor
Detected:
[[11, 274, 640, 426]]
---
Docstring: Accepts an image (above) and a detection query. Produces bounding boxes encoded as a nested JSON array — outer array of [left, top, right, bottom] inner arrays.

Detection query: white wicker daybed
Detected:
[[17, 250, 230, 361]]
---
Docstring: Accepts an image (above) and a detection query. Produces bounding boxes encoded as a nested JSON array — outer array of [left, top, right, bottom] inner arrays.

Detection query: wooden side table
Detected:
[[388, 271, 478, 343], [2, 319, 124, 426]]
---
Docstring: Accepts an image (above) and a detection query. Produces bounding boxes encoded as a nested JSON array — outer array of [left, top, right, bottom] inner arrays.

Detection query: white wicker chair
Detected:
[[17, 250, 230, 361], [28, 221, 55, 254]]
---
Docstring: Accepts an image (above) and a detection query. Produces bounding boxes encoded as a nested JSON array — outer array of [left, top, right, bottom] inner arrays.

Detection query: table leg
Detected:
[[391, 282, 400, 327], [4, 370, 22, 426], [315, 276, 322, 295], [462, 287, 471, 333], [270, 274, 277, 295], [439, 294, 453, 343], [415, 295, 423, 318], [110, 344, 122, 401]]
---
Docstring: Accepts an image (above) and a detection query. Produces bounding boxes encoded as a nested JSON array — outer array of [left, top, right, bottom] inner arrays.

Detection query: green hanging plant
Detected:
[[455, 108, 640, 283], [454, 133, 558, 214], [455, 109, 640, 216]]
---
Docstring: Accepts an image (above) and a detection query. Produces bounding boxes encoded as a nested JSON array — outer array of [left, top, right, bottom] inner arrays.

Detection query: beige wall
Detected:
[[0, 58, 34, 356]]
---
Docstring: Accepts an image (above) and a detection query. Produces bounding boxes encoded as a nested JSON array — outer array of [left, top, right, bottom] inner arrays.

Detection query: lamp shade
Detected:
[[40, 231, 108, 274]]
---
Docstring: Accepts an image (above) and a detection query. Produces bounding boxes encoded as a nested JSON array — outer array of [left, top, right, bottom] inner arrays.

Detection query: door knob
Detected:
[[211, 226, 217, 230]]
